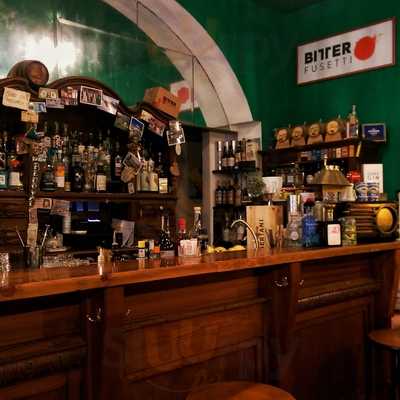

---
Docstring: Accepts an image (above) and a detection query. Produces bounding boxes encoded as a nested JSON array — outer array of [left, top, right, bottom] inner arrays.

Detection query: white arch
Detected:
[[102, 0, 253, 128]]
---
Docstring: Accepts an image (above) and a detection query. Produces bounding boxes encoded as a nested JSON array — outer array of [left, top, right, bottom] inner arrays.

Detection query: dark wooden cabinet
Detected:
[[0, 246, 398, 399]]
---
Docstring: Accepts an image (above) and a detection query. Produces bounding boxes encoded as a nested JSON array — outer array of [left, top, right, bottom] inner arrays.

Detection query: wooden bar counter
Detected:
[[0, 242, 399, 400]]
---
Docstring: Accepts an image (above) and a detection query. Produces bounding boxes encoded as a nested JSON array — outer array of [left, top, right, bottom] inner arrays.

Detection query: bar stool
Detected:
[[186, 381, 295, 400], [369, 328, 400, 400]]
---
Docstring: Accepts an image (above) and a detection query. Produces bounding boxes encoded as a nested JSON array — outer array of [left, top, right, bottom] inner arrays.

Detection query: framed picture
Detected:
[[79, 85, 103, 106], [362, 123, 387, 142]]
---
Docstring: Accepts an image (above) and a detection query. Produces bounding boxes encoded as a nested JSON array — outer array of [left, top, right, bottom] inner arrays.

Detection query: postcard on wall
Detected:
[[80, 85, 103, 106], [114, 112, 130, 131], [46, 98, 64, 109], [21, 110, 39, 123], [97, 94, 119, 115], [60, 86, 79, 106], [129, 117, 144, 137], [2, 87, 31, 110], [29, 102, 46, 113], [38, 87, 58, 100]]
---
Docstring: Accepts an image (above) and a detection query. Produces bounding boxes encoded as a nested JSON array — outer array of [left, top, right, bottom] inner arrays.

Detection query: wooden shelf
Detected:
[[36, 191, 177, 201], [265, 156, 361, 169], [0, 190, 26, 197], [212, 167, 259, 175], [260, 138, 381, 155]]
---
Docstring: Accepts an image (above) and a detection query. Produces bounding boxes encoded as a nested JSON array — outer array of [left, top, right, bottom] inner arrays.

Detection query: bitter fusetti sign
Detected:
[[297, 18, 395, 85]]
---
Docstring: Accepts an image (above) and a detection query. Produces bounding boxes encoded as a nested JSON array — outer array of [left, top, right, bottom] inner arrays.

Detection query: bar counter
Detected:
[[0, 242, 399, 400], [1, 242, 399, 302]]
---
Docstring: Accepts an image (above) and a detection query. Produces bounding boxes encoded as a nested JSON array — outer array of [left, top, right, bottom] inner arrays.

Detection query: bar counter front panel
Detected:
[[0, 243, 398, 400]]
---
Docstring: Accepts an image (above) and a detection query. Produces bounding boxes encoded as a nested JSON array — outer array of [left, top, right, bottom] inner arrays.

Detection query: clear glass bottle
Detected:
[[347, 104, 359, 138], [95, 162, 107, 192]]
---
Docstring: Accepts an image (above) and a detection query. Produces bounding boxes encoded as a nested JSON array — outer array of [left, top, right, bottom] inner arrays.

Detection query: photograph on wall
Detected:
[[38, 87, 58, 100], [61, 86, 79, 106], [79, 85, 103, 106], [297, 18, 395, 85], [114, 112, 130, 131], [98, 94, 119, 115], [129, 117, 144, 138]]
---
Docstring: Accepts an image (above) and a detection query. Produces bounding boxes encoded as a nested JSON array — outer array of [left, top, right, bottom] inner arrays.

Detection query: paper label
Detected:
[[21, 110, 39, 123], [3, 87, 31, 110]]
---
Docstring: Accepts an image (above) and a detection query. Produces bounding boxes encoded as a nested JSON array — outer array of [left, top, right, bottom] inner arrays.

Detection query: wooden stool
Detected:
[[369, 328, 400, 400], [186, 381, 295, 400]]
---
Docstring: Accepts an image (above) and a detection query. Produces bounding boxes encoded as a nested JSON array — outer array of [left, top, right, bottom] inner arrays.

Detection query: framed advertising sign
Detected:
[[297, 18, 396, 85]]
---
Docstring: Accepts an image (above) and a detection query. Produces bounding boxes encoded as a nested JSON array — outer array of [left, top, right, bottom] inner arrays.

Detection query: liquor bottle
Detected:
[[71, 147, 84, 192], [87, 132, 95, 153], [189, 206, 208, 253], [176, 217, 188, 256], [235, 140, 242, 166], [113, 141, 122, 178], [40, 152, 56, 192], [222, 213, 231, 243], [95, 162, 107, 192], [148, 157, 159, 192], [322, 206, 342, 246], [240, 139, 247, 162], [0, 133, 7, 189], [157, 152, 168, 194], [78, 132, 85, 155], [285, 195, 302, 247], [226, 179, 234, 205], [347, 105, 359, 139], [62, 142, 71, 192], [159, 213, 175, 255], [140, 160, 150, 191], [52, 121, 62, 150], [215, 180, 223, 205], [227, 141, 235, 168], [302, 200, 319, 248], [222, 181, 228, 205], [54, 149, 65, 190], [235, 212, 246, 243], [234, 177, 242, 207], [222, 141, 229, 169]]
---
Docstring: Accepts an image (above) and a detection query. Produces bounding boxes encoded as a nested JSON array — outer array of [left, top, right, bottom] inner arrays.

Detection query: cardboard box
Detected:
[[143, 87, 181, 118]]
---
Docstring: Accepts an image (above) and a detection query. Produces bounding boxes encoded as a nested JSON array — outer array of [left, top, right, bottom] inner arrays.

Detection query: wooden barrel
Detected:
[[7, 60, 49, 87]]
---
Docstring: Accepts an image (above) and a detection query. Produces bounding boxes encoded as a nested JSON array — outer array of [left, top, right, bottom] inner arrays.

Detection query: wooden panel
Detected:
[[0, 304, 80, 348], [284, 297, 373, 400], [125, 275, 259, 325], [301, 255, 373, 291], [126, 343, 261, 400], [125, 303, 264, 379], [0, 373, 67, 400]]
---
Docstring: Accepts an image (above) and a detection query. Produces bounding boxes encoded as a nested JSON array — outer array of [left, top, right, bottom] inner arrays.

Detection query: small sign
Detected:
[[3, 87, 31, 110], [362, 123, 386, 142], [139, 109, 165, 136], [297, 18, 395, 85], [38, 87, 58, 100]]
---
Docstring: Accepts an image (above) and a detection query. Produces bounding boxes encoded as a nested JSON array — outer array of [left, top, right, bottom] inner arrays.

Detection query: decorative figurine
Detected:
[[325, 116, 345, 142], [291, 124, 307, 147], [307, 120, 324, 145], [274, 127, 291, 149]]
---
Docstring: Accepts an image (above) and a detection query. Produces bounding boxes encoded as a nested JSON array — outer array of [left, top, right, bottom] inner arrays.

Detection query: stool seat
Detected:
[[186, 381, 295, 400], [369, 328, 400, 350]]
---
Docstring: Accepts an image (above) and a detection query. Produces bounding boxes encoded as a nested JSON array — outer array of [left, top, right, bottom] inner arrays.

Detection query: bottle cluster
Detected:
[[0, 130, 24, 190], [215, 178, 249, 207]]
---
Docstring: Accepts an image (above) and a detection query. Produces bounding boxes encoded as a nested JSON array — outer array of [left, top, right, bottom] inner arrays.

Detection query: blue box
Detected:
[[361, 123, 386, 142]]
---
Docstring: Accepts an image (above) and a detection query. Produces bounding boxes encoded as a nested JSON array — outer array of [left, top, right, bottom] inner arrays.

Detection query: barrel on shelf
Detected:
[[7, 60, 49, 88]]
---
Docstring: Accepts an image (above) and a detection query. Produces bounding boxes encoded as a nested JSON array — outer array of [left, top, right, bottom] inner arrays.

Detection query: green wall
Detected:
[[280, 0, 400, 198]]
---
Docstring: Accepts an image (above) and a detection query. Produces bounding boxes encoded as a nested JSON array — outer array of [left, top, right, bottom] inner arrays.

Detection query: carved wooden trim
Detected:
[[0, 347, 86, 387], [124, 297, 269, 330], [0, 77, 36, 96], [298, 283, 380, 311], [47, 76, 132, 115]]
